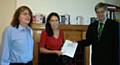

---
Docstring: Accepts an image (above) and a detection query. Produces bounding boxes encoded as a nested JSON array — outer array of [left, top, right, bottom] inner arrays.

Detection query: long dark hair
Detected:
[[11, 6, 33, 28], [45, 12, 60, 36]]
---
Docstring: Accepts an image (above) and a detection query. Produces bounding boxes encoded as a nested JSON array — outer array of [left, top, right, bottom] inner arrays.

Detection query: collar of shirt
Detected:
[[18, 25, 33, 36], [98, 18, 107, 31], [18, 25, 31, 31], [99, 17, 107, 24]]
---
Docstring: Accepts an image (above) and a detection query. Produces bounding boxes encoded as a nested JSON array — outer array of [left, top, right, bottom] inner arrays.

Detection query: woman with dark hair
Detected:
[[0, 6, 34, 65], [39, 12, 65, 65]]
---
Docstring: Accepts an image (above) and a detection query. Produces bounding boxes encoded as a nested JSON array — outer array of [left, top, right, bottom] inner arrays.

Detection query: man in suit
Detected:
[[77, 2, 119, 65]]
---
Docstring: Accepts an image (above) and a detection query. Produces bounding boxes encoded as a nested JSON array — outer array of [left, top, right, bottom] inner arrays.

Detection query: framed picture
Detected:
[[60, 14, 70, 24]]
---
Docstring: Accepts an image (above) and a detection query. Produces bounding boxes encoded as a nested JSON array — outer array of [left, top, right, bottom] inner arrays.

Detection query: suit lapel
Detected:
[[100, 19, 109, 39], [94, 21, 99, 40]]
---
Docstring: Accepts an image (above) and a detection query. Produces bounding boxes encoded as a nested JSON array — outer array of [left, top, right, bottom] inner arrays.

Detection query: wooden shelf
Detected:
[[31, 23, 88, 31]]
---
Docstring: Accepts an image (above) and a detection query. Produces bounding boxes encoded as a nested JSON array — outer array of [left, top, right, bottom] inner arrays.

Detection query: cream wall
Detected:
[[16, 0, 104, 25], [17, 0, 120, 25], [0, 0, 16, 46]]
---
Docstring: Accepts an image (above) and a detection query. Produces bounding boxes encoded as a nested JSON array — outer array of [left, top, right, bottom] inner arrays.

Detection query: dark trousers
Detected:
[[39, 54, 73, 65], [10, 61, 32, 65], [39, 54, 61, 65]]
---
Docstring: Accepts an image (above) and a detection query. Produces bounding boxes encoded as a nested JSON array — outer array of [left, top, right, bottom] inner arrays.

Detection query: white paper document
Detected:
[[61, 40, 78, 58]]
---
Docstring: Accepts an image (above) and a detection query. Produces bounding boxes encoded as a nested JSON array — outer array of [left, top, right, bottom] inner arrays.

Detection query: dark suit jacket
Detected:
[[77, 19, 119, 65]]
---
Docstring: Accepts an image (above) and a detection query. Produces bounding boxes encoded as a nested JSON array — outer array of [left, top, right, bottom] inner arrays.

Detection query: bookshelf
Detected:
[[105, 3, 120, 21]]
